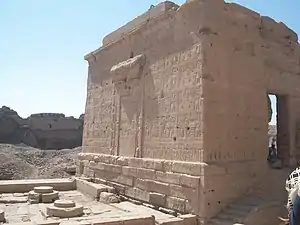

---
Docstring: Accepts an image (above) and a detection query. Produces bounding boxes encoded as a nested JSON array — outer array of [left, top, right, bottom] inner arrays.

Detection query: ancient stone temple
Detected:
[[78, 0, 300, 221]]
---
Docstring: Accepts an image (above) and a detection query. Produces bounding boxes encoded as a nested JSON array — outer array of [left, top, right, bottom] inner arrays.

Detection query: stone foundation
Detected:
[[77, 153, 203, 215], [77, 153, 266, 219]]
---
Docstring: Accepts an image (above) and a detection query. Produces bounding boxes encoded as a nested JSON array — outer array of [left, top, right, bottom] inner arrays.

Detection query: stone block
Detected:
[[128, 158, 144, 168], [125, 187, 150, 202], [163, 161, 173, 172], [76, 178, 114, 199], [137, 168, 156, 180], [106, 181, 126, 195], [169, 184, 197, 200], [89, 162, 122, 174], [116, 157, 129, 166], [149, 192, 166, 206], [122, 166, 137, 176], [28, 190, 40, 202], [156, 171, 181, 185], [110, 54, 145, 82], [122, 216, 155, 225], [135, 178, 148, 190], [143, 159, 164, 171], [111, 175, 134, 186], [148, 180, 170, 194], [159, 217, 184, 225], [99, 192, 120, 203], [179, 174, 200, 188], [179, 214, 198, 225], [166, 196, 186, 213], [172, 161, 203, 176]]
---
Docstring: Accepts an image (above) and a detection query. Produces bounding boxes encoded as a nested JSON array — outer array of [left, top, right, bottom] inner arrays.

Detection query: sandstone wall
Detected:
[[81, 0, 300, 221], [189, 0, 300, 217], [82, 1, 208, 219], [83, 1, 205, 162]]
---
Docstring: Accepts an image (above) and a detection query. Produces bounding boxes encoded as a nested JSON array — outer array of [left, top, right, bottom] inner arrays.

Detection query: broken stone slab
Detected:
[[28, 190, 40, 200], [54, 200, 76, 208], [34, 186, 54, 194], [0, 195, 28, 204], [99, 192, 119, 204], [76, 178, 115, 199]]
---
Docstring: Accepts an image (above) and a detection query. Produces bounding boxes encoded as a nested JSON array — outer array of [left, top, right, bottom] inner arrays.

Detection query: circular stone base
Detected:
[[54, 200, 76, 208], [34, 186, 54, 194], [0, 209, 4, 222], [46, 205, 83, 218], [41, 191, 59, 203]]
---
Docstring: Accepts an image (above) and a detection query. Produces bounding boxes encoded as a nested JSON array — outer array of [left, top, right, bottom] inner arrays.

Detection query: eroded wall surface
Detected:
[[80, 0, 300, 220], [81, 1, 209, 219], [192, 0, 300, 217]]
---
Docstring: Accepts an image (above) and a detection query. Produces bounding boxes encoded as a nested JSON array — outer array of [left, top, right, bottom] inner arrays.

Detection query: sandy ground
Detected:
[[0, 143, 81, 180]]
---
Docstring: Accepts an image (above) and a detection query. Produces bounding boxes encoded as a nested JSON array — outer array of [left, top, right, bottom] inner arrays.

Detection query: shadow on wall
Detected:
[[0, 106, 84, 150]]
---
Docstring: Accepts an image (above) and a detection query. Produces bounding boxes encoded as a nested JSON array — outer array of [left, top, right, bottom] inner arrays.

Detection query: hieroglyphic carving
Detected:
[[143, 44, 204, 161]]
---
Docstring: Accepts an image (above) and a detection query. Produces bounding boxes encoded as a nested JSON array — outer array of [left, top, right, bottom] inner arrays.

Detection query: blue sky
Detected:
[[0, 0, 299, 124]]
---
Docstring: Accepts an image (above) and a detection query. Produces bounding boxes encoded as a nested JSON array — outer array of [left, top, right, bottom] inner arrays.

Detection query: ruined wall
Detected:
[[83, 2, 206, 161], [189, 0, 300, 217], [81, 1, 209, 219], [80, 0, 300, 221]]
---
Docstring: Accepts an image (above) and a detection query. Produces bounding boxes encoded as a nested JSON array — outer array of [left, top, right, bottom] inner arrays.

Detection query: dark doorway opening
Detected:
[[268, 94, 290, 166]]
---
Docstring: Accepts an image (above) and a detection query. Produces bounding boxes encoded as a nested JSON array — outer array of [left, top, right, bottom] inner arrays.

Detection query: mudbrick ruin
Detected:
[[0, 106, 84, 150], [1, 0, 299, 224]]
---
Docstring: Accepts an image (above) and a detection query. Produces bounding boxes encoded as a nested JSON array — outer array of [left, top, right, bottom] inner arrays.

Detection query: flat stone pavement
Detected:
[[0, 190, 191, 224]]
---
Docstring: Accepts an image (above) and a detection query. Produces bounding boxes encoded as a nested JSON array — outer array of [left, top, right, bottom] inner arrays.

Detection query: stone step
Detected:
[[0, 178, 76, 193]]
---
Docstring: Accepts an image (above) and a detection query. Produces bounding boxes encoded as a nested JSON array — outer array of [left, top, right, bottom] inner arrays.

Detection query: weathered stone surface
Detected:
[[46, 205, 84, 218], [166, 197, 187, 213], [36, 220, 60, 225], [54, 199, 76, 208], [178, 214, 198, 225], [34, 186, 54, 194], [0, 106, 83, 150], [0, 178, 76, 193], [0, 209, 4, 222], [82, 0, 300, 221], [41, 191, 59, 203], [99, 192, 119, 203], [76, 178, 115, 199], [28, 190, 40, 203], [149, 192, 166, 206]]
